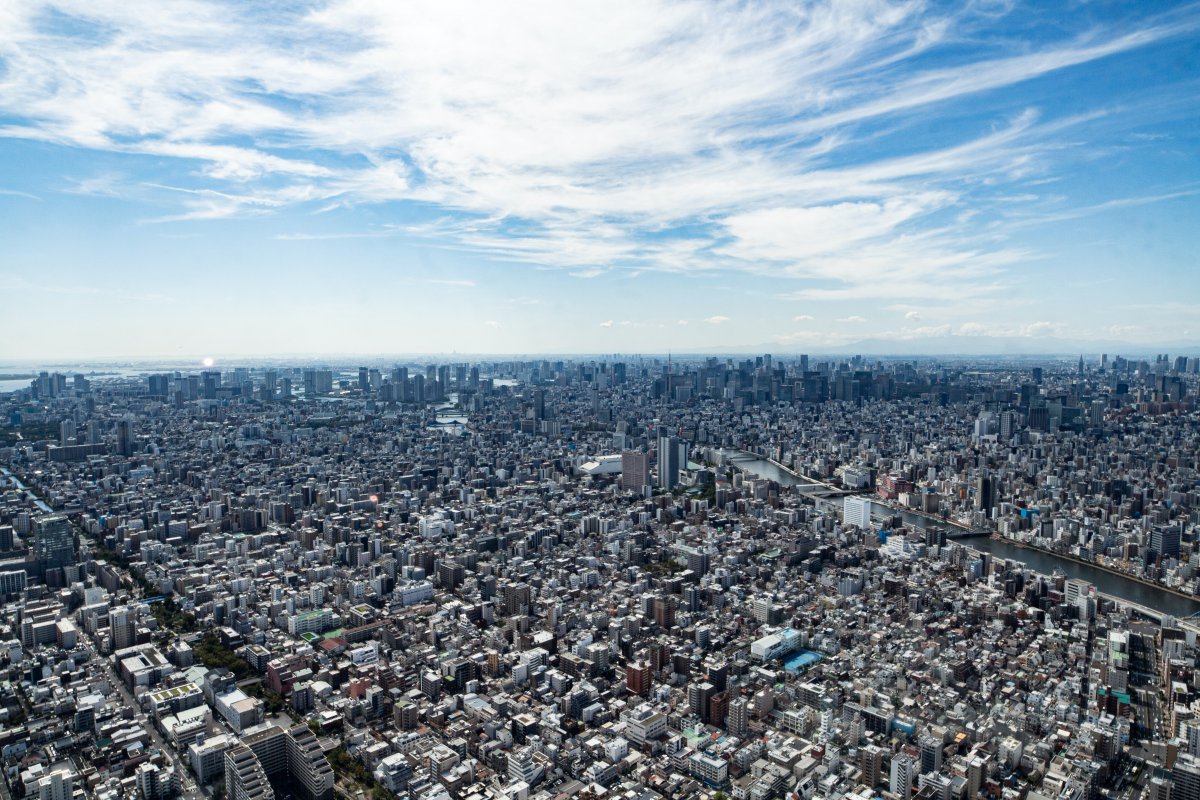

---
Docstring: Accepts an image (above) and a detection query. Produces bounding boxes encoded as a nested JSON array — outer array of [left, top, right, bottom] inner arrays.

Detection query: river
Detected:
[[960, 535, 1200, 617], [0, 466, 54, 513], [722, 450, 1200, 618]]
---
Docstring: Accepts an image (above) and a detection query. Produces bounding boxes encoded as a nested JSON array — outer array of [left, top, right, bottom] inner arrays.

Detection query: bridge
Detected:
[[722, 451, 850, 500], [868, 500, 989, 537]]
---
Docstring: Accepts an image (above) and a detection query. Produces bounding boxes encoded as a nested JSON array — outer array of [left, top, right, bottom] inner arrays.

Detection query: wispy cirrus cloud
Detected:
[[0, 188, 42, 201], [0, 0, 1195, 305]]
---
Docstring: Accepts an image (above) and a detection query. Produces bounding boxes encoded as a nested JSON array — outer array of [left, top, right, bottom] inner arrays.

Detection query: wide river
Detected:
[[724, 450, 1200, 618]]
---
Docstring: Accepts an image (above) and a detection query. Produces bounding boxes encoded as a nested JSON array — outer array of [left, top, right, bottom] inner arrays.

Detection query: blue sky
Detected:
[[1, 0, 1198, 359]]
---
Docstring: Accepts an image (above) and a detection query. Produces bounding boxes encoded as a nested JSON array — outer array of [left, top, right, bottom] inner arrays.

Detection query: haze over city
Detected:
[[2, 0, 1198, 358]]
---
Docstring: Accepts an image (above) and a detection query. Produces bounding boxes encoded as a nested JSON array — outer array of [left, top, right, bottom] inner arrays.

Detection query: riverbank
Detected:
[[981, 536, 1200, 605]]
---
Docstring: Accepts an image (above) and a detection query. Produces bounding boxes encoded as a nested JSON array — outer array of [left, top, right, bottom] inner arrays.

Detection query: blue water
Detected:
[[783, 649, 823, 673]]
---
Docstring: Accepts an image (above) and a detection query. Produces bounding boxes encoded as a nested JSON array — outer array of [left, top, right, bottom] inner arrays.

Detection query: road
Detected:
[[91, 640, 203, 800]]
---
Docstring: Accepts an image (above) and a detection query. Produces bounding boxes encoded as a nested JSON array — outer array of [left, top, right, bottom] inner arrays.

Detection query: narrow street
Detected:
[[90, 640, 203, 800]]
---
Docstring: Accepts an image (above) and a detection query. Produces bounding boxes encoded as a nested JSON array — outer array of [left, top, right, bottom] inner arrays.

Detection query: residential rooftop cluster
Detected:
[[1, 352, 1199, 800]]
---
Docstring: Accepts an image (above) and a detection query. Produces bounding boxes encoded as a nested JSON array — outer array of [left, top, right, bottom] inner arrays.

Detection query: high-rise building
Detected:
[[843, 496, 872, 530], [975, 475, 995, 512], [890, 753, 914, 800], [999, 410, 1017, 439], [225, 745, 274, 800], [35, 770, 75, 800], [147, 374, 171, 397], [135, 761, 178, 800], [688, 681, 715, 723], [302, 370, 333, 396], [108, 605, 136, 651], [240, 724, 333, 800], [1152, 525, 1182, 560], [35, 515, 75, 580], [859, 744, 886, 789], [1173, 752, 1200, 800], [653, 596, 677, 629], [727, 696, 749, 737], [657, 435, 686, 489], [626, 660, 652, 698], [621, 451, 649, 491], [919, 734, 943, 775], [115, 417, 136, 456]]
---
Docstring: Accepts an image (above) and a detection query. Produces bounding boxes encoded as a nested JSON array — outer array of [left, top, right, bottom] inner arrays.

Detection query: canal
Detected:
[[721, 450, 1200, 618], [0, 466, 53, 513]]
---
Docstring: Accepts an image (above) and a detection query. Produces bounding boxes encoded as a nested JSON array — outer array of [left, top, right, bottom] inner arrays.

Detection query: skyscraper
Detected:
[[843, 496, 872, 529], [657, 435, 685, 490], [620, 451, 649, 491], [115, 418, 136, 456], [35, 515, 75, 580], [1151, 525, 1182, 560]]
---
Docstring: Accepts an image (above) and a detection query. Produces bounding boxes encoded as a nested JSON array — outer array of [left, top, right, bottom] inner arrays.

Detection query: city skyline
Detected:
[[2, 0, 1198, 359]]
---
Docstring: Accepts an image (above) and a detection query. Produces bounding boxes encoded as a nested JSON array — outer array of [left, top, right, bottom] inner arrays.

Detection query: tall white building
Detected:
[[843, 496, 872, 530], [36, 770, 75, 800], [890, 753, 913, 800]]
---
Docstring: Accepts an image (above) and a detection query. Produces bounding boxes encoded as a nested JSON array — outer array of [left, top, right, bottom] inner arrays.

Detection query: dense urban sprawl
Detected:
[[2, 353, 1199, 800]]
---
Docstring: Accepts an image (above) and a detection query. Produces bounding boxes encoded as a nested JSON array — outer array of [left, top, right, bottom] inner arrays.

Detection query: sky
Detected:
[[1, 0, 1198, 359]]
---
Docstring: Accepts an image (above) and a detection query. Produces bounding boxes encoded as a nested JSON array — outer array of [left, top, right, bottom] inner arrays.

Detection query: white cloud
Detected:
[[426, 279, 476, 287], [677, 319, 688, 326], [599, 319, 613, 328], [1018, 321, 1066, 337], [485, 320, 501, 328], [952, 320, 1067, 338], [793, 315, 814, 321], [705, 315, 731, 325], [837, 315, 867, 323], [904, 310, 922, 320], [0, 0, 1190, 299], [0, 187, 42, 201]]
